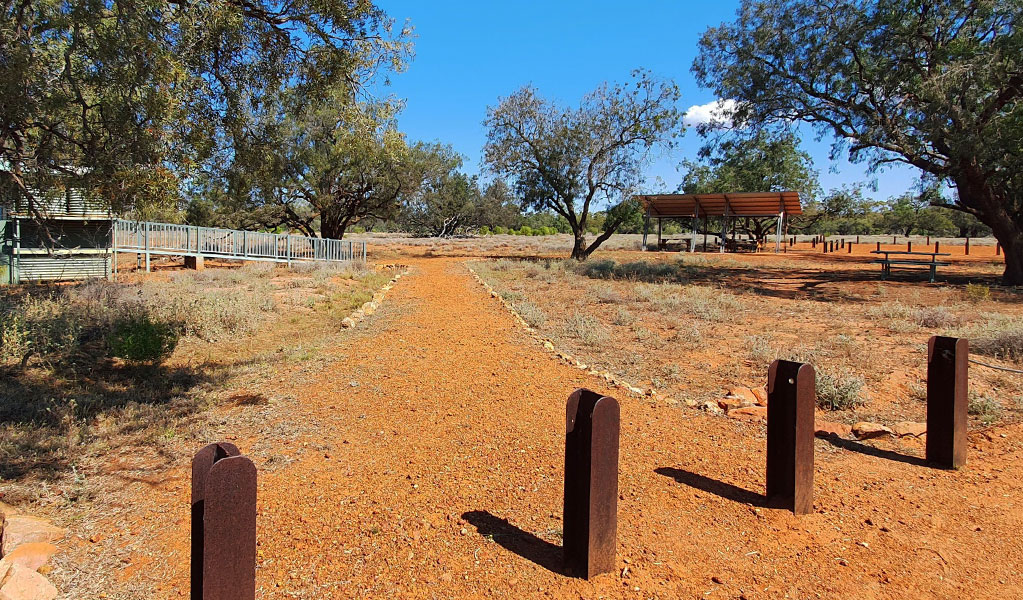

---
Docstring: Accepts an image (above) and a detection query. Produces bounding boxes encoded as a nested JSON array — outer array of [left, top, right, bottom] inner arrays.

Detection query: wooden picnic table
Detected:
[[870, 250, 950, 283]]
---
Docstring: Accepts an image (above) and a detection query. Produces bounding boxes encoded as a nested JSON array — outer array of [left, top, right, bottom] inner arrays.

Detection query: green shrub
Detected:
[[968, 392, 1002, 425], [815, 371, 866, 411], [108, 312, 180, 364], [518, 226, 533, 236], [479, 226, 492, 235], [965, 283, 992, 303], [494, 226, 509, 235]]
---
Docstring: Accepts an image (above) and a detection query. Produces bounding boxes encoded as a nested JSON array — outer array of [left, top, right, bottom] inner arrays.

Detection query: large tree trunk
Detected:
[[571, 232, 588, 260], [954, 172, 1023, 285]]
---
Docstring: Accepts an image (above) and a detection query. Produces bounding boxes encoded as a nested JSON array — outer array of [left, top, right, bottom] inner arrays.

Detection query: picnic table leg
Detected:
[[930, 264, 936, 283]]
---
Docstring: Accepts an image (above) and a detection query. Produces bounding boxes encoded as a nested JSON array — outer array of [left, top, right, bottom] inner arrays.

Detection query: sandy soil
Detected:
[[45, 255, 1023, 599]]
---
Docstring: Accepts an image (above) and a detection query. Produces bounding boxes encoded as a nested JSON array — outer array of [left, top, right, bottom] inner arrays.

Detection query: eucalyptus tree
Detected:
[[1, 0, 409, 220], [695, 0, 1023, 283], [680, 129, 819, 242], [483, 70, 683, 260]]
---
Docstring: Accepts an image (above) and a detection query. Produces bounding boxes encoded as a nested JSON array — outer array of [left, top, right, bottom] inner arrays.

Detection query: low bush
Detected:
[[964, 283, 991, 303], [915, 306, 961, 329], [815, 371, 867, 411], [967, 317, 1023, 362], [565, 312, 608, 345], [108, 312, 181, 364], [514, 301, 548, 327], [968, 391, 1002, 425]]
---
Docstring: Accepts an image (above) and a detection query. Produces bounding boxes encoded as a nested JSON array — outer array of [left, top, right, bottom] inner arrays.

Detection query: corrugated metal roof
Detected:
[[635, 192, 802, 217]]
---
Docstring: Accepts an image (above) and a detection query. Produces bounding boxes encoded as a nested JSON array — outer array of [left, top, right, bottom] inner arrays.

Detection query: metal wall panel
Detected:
[[17, 255, 110, 282]]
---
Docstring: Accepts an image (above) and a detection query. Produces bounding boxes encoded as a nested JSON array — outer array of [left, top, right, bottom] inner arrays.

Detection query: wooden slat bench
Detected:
[[870, 250, 950, 283]]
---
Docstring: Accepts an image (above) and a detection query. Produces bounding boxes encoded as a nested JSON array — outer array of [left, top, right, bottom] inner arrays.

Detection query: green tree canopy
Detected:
[[680, 129, 820, 241], [695, 0, 1023, 283], [483, 70, 683, 260], [1, 0, 409, 222]]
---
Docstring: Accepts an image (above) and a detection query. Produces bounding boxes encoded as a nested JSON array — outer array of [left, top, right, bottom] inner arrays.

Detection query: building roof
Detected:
[[635, 192, 802, 218]]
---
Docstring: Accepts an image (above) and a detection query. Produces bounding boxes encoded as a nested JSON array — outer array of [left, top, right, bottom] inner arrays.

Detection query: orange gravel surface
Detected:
[[102, 257, 1021, 599]]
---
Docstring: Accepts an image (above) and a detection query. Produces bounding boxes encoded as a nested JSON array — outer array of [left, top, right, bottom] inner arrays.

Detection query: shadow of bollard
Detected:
[[563, 389, 619, 579], [766, 360, 815, 515], [927, 336, 968, 469], [191, 442, 257, 600]]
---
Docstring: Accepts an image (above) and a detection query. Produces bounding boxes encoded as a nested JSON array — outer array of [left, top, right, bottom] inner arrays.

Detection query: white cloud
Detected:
[[683, 98, 736, 128]]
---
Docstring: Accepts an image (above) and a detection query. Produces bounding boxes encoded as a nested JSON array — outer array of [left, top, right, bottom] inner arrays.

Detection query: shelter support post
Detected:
[[642, 213, 650, 251], [657, 218, 662, 250], [776, 211, 784, 253]]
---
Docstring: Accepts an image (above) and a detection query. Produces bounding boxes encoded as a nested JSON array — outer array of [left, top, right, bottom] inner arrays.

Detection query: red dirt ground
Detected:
[[57, 256, 1022, 599]]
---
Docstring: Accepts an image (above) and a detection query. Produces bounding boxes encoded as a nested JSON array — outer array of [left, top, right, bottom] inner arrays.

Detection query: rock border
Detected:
[[0, 503, 62, 600], [340, 264, 409, 329], [466, 263, 661, 402]]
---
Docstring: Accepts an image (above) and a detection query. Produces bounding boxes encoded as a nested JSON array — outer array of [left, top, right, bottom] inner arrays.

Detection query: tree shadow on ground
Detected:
[[461, 510, 564, 575], [0, 356, 233, 483], [655, 467, 767, 507], [818, 434, 931, 468]]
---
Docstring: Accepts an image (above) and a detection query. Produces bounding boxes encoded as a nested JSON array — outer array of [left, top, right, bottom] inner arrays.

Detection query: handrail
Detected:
[[111, 219, 365, 264]]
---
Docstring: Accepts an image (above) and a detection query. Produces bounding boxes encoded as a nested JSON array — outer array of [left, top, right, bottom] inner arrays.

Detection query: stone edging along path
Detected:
[[340, 264, 409, 329], [466, 262, 662, 402]]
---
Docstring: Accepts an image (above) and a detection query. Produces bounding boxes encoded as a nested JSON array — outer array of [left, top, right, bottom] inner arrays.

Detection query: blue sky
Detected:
[[375, 0, 921, 202]]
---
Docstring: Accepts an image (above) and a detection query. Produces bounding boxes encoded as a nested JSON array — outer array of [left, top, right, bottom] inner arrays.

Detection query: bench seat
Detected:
[[870, 258, 948, 282]]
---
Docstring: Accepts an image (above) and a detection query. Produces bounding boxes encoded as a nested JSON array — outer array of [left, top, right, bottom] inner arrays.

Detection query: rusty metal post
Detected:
[[935, 241, 940, 253], [965, 237, 970, 255], [848, 241, 853, 253], [908, 241, 912, 252], [926, 337, 968, 469], [876, 241, 881, 252], [996, 242, 1001, 256], [766, 361, 815, 515], [192, 443, 257, 600], [563, 389, 619, 579], [927, 235, 930, 245]]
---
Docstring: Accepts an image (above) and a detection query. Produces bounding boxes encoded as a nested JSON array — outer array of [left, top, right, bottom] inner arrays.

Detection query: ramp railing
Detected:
[[112, 220, 366, 268]]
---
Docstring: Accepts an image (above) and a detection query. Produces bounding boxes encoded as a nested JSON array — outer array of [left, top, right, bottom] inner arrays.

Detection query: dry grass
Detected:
[[471, 254, 1023, 426], [0, 261, 391, 500]]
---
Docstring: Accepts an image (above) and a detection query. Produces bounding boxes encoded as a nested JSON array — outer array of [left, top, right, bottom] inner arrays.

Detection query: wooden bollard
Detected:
[[766, 361, 815, 515], [564, 389, 619, 579], [926, 337, 968, 469], [192, 443, 257, 600]]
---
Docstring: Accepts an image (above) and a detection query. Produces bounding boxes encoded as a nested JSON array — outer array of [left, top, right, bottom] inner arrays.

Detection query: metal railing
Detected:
[[112, 220, 366, 267]]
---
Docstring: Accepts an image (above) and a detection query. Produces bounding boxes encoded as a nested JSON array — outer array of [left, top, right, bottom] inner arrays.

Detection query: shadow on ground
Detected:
[[0, 355, 235, 483], [655, 466, 767, 506], [461, 510, 565, 575], [819, 434, 932, 468]]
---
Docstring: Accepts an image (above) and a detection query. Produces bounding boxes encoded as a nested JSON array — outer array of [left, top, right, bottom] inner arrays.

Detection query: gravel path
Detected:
[[95, 257, 1023, 598]]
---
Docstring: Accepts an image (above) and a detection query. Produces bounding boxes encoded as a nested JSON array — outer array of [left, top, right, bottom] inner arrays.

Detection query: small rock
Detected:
[[892, 421, 927, 437], [340, 317, 356, 328], [726, 387, 759, 405], [0, 564, 58, 600], [814, 421, 853, 438], [728, 406, 767, 422], [852, 422, 893, 440], [542, 341, 555, 351], [701, 400, 723, 415], [718, 397, 752, 412], [0, 543, 57, 572], [711, 575, 725, 584], [0, 516, 63, 556], [750, 387, 768, 406]]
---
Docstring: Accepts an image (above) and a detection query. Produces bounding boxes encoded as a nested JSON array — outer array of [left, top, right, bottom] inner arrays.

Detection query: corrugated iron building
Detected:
[[2, 187, 113, 284]]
